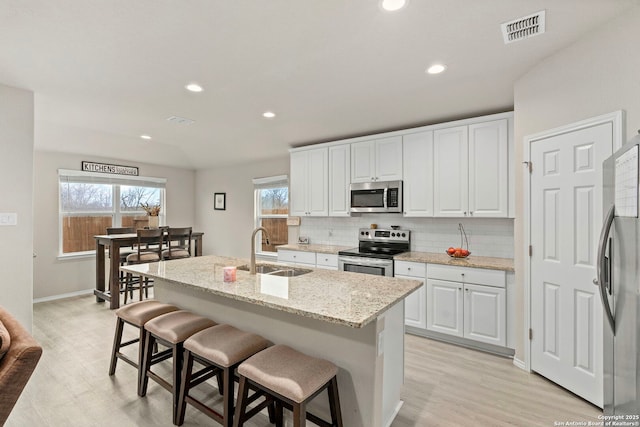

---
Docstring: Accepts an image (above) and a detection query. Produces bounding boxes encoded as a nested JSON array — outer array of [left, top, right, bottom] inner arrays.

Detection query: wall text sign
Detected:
[[82, 161, 139, 176]]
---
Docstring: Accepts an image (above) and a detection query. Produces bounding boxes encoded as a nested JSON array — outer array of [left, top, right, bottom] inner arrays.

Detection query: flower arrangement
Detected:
[[140, 202, 161, 216]]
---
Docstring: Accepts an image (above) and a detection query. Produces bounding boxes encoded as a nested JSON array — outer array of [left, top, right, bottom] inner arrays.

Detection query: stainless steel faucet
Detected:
[[250, 227, 270, 274]]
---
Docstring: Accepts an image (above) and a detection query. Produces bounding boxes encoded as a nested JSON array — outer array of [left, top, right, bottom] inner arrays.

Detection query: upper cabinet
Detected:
[[351, 136, 403, 183], [403, 131, 434, 217], [328, 144, 351, 217], [290, 147, 328, 217], [433, 119, 509, 218]]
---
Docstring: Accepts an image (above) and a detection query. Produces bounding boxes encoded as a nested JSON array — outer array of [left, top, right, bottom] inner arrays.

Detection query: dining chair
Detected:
[[125, 228, 164, 303], [162, 227, 192, 260], [106, 227, 136, 296]]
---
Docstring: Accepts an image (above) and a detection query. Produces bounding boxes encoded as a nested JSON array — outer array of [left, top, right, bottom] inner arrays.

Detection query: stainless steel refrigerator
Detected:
[[596, 133, 640, 416]]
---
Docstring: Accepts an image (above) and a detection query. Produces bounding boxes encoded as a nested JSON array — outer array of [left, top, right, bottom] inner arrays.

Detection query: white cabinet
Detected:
[[351, 136, 402, 183], [433, 119, 508, 218], [277, 249, 316, 267], [395, 261, 426, 329], [402, 131, 434, 217], [328, 144, 351, 217], [426, 264, 506, 347], [290, 147, 328, 216], [315, 253, 338, 270]]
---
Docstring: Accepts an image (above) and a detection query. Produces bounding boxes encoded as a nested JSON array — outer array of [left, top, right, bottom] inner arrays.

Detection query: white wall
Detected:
[[195, 155, 289, 258], [513, 5, 640, 361], [32, 151, 196, 299], [0, 84, 34, 330]]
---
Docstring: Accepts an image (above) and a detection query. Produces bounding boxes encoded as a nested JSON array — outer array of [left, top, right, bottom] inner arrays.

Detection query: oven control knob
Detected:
[[401, 233, 406, 237], [360, 231, 365, 236], [365, 231, 369, 236], [391, 233, 396, 237]]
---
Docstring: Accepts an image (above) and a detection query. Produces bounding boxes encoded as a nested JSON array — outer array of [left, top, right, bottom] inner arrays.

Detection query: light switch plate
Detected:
[[0, 213, 17, 226]]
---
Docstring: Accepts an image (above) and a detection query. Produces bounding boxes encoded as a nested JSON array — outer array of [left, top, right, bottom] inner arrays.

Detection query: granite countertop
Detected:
[[121, 255, 421, 328], [276, 244, 353, 254], [394, 251, 514, 272]]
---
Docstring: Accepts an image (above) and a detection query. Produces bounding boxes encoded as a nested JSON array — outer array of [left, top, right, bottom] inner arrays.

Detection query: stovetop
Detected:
[[338, 227, 411, 259]]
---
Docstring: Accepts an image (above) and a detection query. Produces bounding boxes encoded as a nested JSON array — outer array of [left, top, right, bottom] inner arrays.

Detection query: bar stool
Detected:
[[234, 344, 343, 427], [108, 299, 179, 377], [162, 227, 192, 260], [176, 324, 270, 426], [139, 310, 217, 424], [125, 228, 164, 303]]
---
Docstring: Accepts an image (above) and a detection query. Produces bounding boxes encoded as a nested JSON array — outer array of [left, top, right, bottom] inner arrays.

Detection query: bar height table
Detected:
[[94, 231, 204, 309]]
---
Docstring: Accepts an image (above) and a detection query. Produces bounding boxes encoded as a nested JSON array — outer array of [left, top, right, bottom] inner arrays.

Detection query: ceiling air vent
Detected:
[[501, 10, 545, 44], [166, 115, 195, 126]]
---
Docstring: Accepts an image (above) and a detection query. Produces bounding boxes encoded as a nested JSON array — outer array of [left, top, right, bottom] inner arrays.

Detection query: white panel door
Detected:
[[397, 275, 426, 329], [403, 131, 434, 217], [375, 136, 403, 181], [351, 141, 375, 183], [329, 144, 351, 216], [289, 150, 308, 217], [307, 148, 328, 216], [469, 119, 508, 217], [463, 283, 506, 346], [426, 279, 463, 337], [530, 122, 613, 407], [434, 126, 468, 217]]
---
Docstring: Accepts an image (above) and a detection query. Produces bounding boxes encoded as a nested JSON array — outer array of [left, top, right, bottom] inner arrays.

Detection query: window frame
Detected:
[[58, 169, 166, 258], [253, 175, 289, 257]]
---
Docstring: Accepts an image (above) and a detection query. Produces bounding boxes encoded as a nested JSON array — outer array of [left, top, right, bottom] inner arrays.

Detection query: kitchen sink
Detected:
[[236, 264, 312, 277]]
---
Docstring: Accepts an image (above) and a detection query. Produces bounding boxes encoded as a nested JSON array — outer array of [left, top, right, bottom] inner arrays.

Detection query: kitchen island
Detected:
[[122, 255, 422, 427]]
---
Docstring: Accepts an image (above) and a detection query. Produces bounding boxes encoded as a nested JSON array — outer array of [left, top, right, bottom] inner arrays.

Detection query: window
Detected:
[[253, 175, 288, 255], [58, 169, 166, 256]]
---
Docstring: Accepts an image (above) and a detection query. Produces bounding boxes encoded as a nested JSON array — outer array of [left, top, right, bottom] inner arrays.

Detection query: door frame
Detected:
[[522, 110, 624, 372]]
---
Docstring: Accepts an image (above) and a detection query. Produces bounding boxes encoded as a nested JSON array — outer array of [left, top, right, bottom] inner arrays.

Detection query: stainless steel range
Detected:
[[338, 228, 410, 277]]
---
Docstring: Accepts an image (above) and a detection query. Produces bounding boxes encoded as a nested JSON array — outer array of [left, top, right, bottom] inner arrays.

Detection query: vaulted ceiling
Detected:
[[1, 0, 637, 169]]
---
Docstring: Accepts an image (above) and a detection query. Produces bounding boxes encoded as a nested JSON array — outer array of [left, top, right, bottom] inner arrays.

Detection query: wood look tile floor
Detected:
[[6, 295, 601, 426]]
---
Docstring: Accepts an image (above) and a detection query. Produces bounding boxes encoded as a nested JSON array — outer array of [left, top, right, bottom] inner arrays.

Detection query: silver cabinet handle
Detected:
[[595, 204, 615, 331]]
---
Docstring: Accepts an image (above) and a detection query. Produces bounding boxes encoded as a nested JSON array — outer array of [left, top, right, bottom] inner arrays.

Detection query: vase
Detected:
[[148, 216, 159, 229]]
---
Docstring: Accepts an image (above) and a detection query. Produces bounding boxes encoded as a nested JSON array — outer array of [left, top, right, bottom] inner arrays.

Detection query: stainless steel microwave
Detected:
[[350, 180, 403, 213]]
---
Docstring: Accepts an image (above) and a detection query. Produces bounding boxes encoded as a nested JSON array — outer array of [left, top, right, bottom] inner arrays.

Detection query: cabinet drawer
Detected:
[[278, 250, 316, 265], [394, 261, 426, 278], [427, 264, 505, 288], [316, 253, 338, 268]]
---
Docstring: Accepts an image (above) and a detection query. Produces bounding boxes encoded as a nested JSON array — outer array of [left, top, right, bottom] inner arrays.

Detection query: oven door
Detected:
[[338, 255, 394, 277]]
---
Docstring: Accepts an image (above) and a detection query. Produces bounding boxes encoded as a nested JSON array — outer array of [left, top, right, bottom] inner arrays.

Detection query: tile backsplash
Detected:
[[292, 214, 514, 259]]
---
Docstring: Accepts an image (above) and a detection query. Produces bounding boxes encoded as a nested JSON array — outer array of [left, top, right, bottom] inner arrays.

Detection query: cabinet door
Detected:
[[289, 150, 308, 216], [426, 279, 463, 337], [468, 119, 508, 217], [433, 126, 468, 217], [398, 274, 426, 329], [307, 148, 328, 216], [351, 141, 375, 183], [403, 131, 433, 216], [328, 144, 351, 216], [375, 136, 403, 181], [463, 283, 506, 346]]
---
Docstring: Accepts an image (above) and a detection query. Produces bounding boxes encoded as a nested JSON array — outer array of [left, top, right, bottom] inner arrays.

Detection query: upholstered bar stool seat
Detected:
[[140, 310, 216, 424], [176, 324, 270, 426], [109, 299, 179, 377], [126, 252, 161, 263], [234, 344, 343, 427]]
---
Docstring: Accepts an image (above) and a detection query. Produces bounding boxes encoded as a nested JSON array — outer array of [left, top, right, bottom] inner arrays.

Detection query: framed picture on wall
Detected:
[[214, 192, 226, 210]]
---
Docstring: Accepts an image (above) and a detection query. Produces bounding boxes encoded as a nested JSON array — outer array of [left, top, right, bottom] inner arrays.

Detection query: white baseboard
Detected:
[[513, 356, 527, 371], [33, 289, 94, 304]]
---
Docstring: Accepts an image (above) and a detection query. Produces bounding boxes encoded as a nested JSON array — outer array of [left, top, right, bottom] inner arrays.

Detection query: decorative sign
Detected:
[[81, 161, 139, 176]]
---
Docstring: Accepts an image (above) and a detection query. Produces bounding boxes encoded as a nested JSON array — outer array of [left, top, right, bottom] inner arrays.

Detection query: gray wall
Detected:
[[33, 151, 196, 300], [195, 155, 289, 258], [512, 5, 640, 361], [0, 84, 34, 330]]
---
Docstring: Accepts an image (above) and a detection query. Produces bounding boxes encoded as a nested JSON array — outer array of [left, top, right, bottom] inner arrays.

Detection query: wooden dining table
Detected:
[[93, 231, 204, 309]]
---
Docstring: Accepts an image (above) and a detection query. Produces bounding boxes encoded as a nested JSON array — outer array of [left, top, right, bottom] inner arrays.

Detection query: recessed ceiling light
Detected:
[[185, 83, 203, 93], [380, 0, 408, 12], [263, 111, 276, 119], [140, 135, 152, 140], [426, 64, 447, 74]]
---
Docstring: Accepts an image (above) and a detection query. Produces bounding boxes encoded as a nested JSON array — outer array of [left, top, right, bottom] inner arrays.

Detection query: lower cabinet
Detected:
[[277, 250, 338, 270], [426, 264, 506, 347], [394, 261, 426, 329]]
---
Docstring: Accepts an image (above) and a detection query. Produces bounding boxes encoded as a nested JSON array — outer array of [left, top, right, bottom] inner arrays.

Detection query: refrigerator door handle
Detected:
[[594, 204, 615, 332]]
